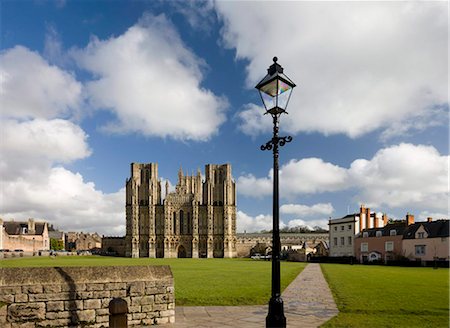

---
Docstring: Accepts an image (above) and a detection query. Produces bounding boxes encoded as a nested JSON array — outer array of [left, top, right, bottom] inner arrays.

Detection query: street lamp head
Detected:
[[255, 57, 296, 115]]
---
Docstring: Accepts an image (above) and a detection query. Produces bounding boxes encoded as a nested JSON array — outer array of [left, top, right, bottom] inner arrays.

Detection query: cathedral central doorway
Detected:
[[177, 245, 186, 258]]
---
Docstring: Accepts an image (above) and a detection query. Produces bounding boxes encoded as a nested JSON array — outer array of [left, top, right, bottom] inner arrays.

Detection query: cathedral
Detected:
[[125, 163, 237, 258]]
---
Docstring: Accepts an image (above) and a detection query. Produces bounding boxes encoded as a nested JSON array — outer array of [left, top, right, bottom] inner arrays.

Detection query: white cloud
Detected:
[[0, 46, 83, 120], [72, 13, 227, 141], [238, 143, 448, 212], [286, 218, 329, 231], [235, 103, 272, 138], [350, 143, 449, 211], [418, 211, 449, 221], [216, 1, 448, 139], [237, 158, 349, 198], [280, 203, 334, 217], [1, 167, 125, 236]]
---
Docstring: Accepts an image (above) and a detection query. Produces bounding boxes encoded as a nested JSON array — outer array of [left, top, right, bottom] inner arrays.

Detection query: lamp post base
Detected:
[[266, 296, 286, 328]]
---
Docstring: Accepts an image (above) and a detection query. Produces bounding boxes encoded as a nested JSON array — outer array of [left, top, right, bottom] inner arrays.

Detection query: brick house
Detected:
[[403, 219, 449, 262], [0, 218, 50, 252], [355, 222, 409, 263]]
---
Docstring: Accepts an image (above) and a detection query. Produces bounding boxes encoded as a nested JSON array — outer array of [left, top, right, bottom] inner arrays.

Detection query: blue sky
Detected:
[[1, 1, 448, 235]]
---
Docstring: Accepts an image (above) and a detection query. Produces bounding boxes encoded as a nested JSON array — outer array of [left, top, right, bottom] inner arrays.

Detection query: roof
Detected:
[[403, 220, 449, 239], [329, 214, 358, 224], [358, 223, 407, 238], [3, 221, 46, 235]]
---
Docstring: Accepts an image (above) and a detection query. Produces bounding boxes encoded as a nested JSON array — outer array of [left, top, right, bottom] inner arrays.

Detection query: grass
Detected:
[[1, 256, 305, 306], [320, 264, 449, 328]]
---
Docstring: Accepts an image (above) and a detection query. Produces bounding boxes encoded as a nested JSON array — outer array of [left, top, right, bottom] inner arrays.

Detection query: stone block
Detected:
[[128, 281, 145, 296], [44, 284, 61, 293], [8, 302, 45, 322], [169, 315, 175, 323], [155, 293, 169, 304], [77, 291, 94, 299], [14, 294, 28, 303], [56, 311, 72, 319], [93, 290, 110, 299], [128, 305, 141, 313], [168, 303, 175, 310], [64, 300, 83, 310], [95, 308, 109, 316], [96, 314, 109, 323], [84, 299, 101, 309], [141, 295, 154, 305], [86, 283, 104, 291], [61, 283, 86, 292], [76, 309, 96, 323], [145, 281, 156, 288], [128, 319, 142, 326], [160, 309, 175, 317], [155, 317, 169, 324], [142, 318, 155, 325], [0, 295, 14, 303], [166, 286, 175, 294], [11, 322, 35, 328], [36, 318, 71, 327], [132, 312, 146, 320], [141, 304, 152, 312], [0, 287, 21, 295], [22, 285, 43, 294], [47, 301, 64, 312], [152, 303, 167, 311], [110, 290, 126, 298], [105, 282, 126, 290]]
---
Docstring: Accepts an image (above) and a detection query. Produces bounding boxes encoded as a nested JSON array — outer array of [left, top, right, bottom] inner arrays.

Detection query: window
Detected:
[[385, 241, 394, 252], [348, 236, 352, 245], [390, 230, 396, 236], [340, 237, 345, 246], [341, 226, 344, 231], [376, 231, 382, 237], [418, 232, 425, 239], [334, 226, 337, 231], [415, 245, 426, 256], [361, 243, 368, 252], [348, 224, 352, 230], [363, 232, 368, 238], [333, 237, 337, 246]]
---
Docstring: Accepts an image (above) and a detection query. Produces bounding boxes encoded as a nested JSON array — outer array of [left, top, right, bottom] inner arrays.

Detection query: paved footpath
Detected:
[[167, 263, 338, 328]]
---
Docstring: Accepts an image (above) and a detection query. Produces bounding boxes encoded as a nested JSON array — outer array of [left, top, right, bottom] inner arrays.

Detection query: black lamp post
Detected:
[[255, 57, 296, 328]]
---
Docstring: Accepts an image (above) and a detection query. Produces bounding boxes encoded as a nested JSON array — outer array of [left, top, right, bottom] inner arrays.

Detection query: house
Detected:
[[355, 220, 410, 263], [403, 218, 449, 263], [329, 205, 387, 257], [313, 240, 329, 257], [0, 218, 50, 252]]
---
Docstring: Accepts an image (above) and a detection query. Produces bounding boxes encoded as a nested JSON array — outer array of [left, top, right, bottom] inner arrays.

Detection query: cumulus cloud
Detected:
[[237, 158, 349, 198], [238, 143, 448, 212], [0, 46, 83, 120], [0, 45, 124, 235], [286, 219, 329, 231], [280, 203, 334, 217], [350, 143, 449, 211], [216, 1, 448, 139], [1, 168, 125, 235], [72, 13, 227, 141], [235, 103, 272, 138]]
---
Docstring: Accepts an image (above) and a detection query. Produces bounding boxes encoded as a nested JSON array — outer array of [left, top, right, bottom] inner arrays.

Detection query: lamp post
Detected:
[[255, 57, 296, 328]]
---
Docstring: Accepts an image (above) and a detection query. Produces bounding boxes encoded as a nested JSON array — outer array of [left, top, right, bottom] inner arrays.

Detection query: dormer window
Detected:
[[390, 230, 396, 236], [418, 232, 425, 239], [376, 231, 382, 237], [363, 232, 368, 238]]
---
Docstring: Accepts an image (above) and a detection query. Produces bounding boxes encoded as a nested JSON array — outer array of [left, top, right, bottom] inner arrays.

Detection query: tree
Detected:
[[50, 238, 64, 251]]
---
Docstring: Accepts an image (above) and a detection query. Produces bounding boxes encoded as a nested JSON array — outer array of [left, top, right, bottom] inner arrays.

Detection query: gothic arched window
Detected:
[[180, 210, 184, 234], [173, 212, 176, 235]]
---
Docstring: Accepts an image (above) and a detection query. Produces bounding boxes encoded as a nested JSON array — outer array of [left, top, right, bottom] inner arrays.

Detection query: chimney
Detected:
[[366, 208, 371, 230], [427, 217, 432, 222], [374, 213, 379, 228], [406, 213, 414, 225], [383, 213, 388, 226], [28, 218, 36, 235], [359, 205, 365, 232]]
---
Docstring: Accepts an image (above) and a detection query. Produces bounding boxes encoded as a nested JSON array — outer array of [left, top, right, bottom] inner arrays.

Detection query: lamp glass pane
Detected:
[[259, 80, 279, 97], [276, 87, 293, 110], [259, 90, 276, 110]]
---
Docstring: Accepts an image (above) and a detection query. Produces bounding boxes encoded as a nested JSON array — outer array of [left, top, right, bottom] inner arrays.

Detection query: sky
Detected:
[[0, 0, 448, 236]]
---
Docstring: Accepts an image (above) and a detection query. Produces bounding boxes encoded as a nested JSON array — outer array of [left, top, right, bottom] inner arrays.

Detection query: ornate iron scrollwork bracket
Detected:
[[261, 136, 293, 151]]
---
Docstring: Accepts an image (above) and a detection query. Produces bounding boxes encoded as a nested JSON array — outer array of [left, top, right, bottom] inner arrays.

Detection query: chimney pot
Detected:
[[427, 217, 432, 222]]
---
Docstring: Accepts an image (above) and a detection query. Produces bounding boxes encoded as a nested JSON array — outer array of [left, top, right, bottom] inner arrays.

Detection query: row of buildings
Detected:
[[0, 218, 101, 253], [329, 205, 449, 263]]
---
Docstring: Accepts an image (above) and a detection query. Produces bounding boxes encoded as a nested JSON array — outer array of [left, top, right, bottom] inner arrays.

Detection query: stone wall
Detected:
[[0, 265, 174, 327]]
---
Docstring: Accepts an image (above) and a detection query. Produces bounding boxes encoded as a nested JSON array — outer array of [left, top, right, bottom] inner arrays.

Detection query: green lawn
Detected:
[[321, 264, 449, 328], [1, 256, 305, 306]]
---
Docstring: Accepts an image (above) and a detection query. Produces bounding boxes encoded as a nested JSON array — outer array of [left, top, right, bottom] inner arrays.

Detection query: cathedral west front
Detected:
[[125, 163, 237, 258]]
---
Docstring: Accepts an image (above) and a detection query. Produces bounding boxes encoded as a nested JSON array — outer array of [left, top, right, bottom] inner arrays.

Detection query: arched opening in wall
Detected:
[[178, 245, 186, 258], [180, 210, 184, 234], [187, 212, 191, 234]]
